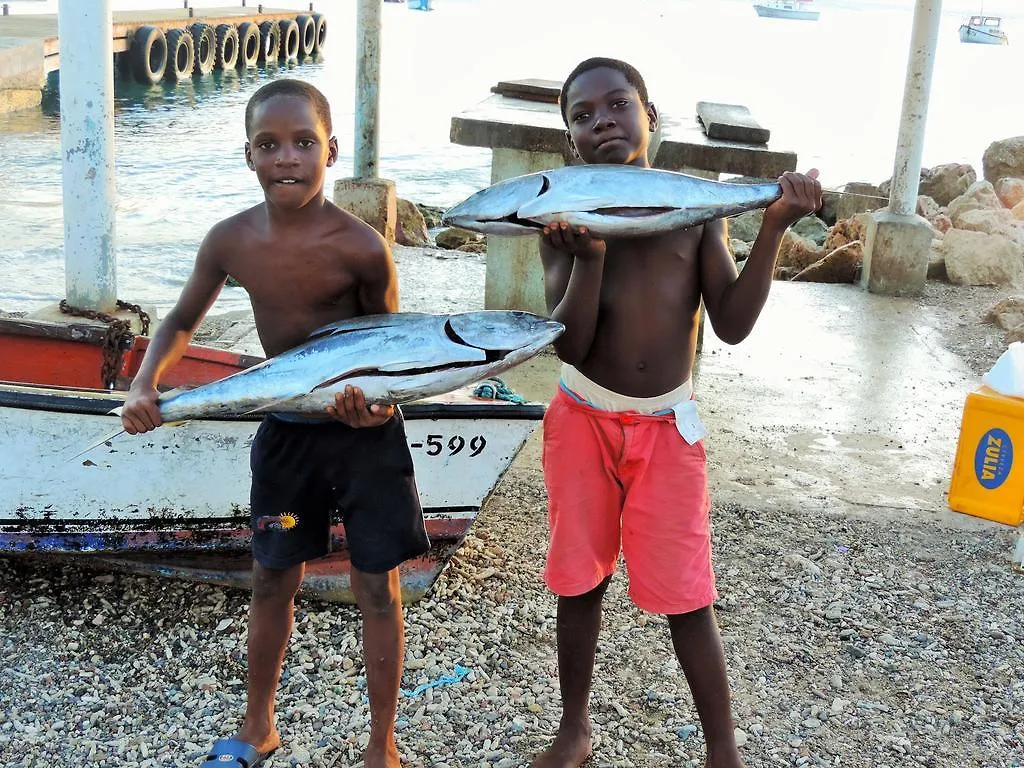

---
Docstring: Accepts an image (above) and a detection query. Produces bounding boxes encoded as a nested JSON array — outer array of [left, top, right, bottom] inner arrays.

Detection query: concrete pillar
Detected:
[[333, 177, 396, 246], [861, 0, 942, 295], [58, 0, 118, 312], [354, 0, 382, 178], [483, 148, 565, 315]]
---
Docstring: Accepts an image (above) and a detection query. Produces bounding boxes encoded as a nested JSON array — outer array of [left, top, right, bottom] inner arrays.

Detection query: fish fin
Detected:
[[65, 427, 127, 463]]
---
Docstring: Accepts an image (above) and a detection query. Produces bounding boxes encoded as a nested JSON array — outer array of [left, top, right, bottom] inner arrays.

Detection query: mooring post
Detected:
[[887, 0, 943, 216], [354, 0, 382, 178], [57, 0, 118, 312]]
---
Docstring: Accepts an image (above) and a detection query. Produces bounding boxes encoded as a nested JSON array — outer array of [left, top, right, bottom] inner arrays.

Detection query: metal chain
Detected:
[[59, 299, 152, 389]]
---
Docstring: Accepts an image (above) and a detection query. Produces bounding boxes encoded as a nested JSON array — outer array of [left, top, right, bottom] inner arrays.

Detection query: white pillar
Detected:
[[887, 0, 943, 216], [57, 0, 117, 312], [354, 0, 382, 178]]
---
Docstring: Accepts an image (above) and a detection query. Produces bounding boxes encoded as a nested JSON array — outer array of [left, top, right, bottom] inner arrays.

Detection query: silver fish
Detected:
[[70, 311, 562, 459], [442, 164, 783, 238], [157, 310, 562, 420]]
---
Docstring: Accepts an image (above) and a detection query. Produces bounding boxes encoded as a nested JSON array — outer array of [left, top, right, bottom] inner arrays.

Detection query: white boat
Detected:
[[0, 316, 543, 603], [959, 15, 1009, 45], [753, 0, 820, 21]]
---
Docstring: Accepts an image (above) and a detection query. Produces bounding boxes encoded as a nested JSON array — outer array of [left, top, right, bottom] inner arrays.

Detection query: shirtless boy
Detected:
[[120, 79, 428, 768], [531, 57, 822, 768]]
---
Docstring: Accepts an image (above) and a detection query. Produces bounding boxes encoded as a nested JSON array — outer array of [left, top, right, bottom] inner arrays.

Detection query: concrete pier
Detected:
[[0, 7, 323, 113]]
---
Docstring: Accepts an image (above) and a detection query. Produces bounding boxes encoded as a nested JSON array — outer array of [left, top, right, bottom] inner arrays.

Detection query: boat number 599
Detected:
[[415, 434, 487, 457]]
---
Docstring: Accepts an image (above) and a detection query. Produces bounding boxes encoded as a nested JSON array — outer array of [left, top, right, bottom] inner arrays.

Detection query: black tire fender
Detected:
[[258, 20, 281, 65], [165, 28, 195, 81], [214, 24, 240, 69], [294, 14, 316, 58], [189, 22, 216, 75], [278, 19, 300, 62], [311, 13, 327, 54], [236, 21, 260, 68], [128, 25, 167, 85]]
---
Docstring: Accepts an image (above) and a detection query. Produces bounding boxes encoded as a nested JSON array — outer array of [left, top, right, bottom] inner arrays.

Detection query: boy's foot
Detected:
[[530, 726, 593, 768], [232, 727, 280, 757], [706, 745, 746, 768], [362, 740, 402, 768]]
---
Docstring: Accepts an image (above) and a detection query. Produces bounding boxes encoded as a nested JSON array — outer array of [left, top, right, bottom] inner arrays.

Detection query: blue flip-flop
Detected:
[[199, 738, 276, 767]]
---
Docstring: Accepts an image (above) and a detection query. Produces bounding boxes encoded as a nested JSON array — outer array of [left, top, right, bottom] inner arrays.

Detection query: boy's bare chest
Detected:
[[599, 233, 701, 309], [226, 244, 356, 307]]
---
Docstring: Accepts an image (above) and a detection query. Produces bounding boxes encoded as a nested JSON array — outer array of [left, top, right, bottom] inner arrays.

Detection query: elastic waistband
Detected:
[[559, 364, 692, 416]]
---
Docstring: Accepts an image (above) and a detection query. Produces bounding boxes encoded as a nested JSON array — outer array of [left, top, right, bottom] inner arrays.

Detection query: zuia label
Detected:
[[974, 428, 1013, 490]]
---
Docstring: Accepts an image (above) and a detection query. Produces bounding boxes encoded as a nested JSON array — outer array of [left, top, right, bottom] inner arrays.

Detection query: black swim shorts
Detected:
[[249, 410, 429, 573]]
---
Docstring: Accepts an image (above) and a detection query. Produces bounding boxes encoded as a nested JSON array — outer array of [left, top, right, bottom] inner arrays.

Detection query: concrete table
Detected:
[[450, 93, 798, 315]]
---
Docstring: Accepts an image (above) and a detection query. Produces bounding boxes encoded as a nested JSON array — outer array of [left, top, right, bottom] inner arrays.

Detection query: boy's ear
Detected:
[[646, 103, 659, 133], [564, 130, 579, 158], [327, 136, 339, 168], [244, 142, 255, 171]]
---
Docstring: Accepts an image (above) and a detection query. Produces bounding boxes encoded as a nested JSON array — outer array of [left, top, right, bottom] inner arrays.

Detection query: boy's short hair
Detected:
[[558, 57, 649, 126], [244, 78, 332, 137]]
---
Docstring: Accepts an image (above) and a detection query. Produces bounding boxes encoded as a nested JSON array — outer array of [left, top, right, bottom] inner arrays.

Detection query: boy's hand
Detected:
[[328, 385, 394, 428], [764, 169, 823, 229], [121, 385, 163, 434], [542, 222, 606, 261]]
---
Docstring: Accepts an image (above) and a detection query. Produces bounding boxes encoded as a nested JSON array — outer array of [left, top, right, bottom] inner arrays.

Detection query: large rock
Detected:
[[994, 177, 1024, 209], [835, 182, 886, 221], [916, 196, 952, 234], [823, 213, 870, 254], [396, 198, 429, 247], [416, 203, 446, 229], [774, 233, 823, 278], [880, 163, 977, 207], [985, 296, 1024, 331], [946, 180, 1004, 221], [952, 207, 1017, 237], [791, 215, 829, 245], [729, 238, 751, 261], [435, 227, 484, 251], [983, 137, 1024, 184], [790, 241, 862, 283], [940, 229, 1024, 286], [726, 210, 764, 243], [819, 191, 840, 226]]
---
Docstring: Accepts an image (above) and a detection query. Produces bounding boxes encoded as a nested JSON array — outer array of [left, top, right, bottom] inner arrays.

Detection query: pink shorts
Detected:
[[541, 387, 717, 615]]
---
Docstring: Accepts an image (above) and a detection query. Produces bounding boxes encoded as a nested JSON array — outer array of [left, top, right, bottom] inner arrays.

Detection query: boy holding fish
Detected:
[[531, 57, 822, 768], [120, 79, 426, 768]]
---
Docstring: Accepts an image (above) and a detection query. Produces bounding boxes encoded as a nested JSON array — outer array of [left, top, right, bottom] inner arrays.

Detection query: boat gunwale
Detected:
[[0, 380, 547, 420]]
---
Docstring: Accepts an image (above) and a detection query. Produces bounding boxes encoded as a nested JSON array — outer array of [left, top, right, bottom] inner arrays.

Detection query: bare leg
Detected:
[[234, 562, 304, 754], [531, 576, 612, 768], [668, 606, 745, 768], [352, 566, 404, 768]]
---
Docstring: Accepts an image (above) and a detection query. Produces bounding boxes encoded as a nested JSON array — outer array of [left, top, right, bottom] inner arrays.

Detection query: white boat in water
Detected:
[[959, 15, 1009, 45], [753, 0, 820, 21]]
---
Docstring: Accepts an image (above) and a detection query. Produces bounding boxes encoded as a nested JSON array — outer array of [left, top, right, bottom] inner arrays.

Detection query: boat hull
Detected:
[[0, 318, 546, 603], [753, 4, 819, 20], [959, 24, 1008, 44]]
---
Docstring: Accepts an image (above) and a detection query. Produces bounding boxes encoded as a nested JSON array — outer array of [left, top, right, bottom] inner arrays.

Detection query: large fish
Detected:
[[442, 164, 783, 238], [152, 310, 562, 420], [72, 311, 562, 458]]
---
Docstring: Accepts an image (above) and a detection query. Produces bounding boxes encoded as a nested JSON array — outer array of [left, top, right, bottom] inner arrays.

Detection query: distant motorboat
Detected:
[[408, 0, 433, 9], [753, 0, 820, 21], [959, 15, 1009, 45]]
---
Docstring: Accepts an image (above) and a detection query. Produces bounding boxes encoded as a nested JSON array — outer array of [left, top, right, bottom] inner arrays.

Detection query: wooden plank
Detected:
[[490, 78, 563, 104], [695, 101, 770, 145]]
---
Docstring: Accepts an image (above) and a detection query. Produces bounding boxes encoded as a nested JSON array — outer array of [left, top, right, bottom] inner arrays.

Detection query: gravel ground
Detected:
[[3, 272, 1024, 767], [2, 446, 1023, 768]]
